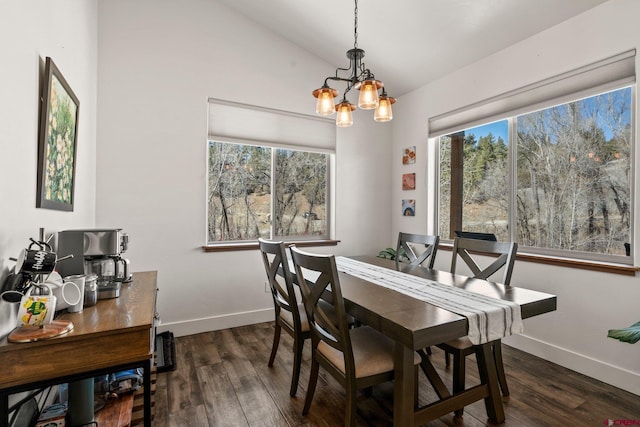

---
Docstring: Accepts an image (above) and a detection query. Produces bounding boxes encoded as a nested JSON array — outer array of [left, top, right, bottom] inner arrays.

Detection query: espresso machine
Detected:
[[56, 229, 131, 299]]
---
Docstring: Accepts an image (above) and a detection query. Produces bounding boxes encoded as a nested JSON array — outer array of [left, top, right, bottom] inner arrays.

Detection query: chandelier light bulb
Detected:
[[335, 100, 355, 127], [313, 86, 338, 116], [374, 94, 395, 122], [357, 80, 381, 109]]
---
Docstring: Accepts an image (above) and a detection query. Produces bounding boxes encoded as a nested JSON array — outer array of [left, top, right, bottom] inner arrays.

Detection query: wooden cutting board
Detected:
[[8, 320, 74, 343]]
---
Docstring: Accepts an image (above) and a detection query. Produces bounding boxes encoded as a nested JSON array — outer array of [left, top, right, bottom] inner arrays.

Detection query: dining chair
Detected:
[[436, 236, 518, 403], [395, 232, 440, 270], [289, 246, 420, 427], [258, 238, 310, 397], [396, 232, 440, 358]]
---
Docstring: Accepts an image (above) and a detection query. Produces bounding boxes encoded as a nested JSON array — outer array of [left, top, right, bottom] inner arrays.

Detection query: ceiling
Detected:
[[217, 0, 608, 97]]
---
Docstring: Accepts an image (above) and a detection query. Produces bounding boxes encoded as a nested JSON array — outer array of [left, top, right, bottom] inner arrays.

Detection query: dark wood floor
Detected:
[[153, 322, 638, 426]]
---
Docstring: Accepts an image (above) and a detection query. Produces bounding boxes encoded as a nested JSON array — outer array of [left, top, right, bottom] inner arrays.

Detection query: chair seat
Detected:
[[279, 303, 310, 332], [439, 336, 474, 352], [280, 300, 346, 333], [318, 326, 420, 378]]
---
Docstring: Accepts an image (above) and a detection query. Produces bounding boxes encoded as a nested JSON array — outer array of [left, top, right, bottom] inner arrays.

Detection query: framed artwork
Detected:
[[402, 146, 416, 164], [402, 173, 415, 190], [36, 57, 79, 211], [402, 199, 415, 216]]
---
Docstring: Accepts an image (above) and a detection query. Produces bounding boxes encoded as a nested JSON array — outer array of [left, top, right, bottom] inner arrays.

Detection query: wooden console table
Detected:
[[0, 271, 158, 427]]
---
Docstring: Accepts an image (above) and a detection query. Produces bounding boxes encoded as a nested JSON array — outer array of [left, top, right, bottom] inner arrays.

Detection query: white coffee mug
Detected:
[[50, 281, 82, 311], [64, 275, 86, 313]]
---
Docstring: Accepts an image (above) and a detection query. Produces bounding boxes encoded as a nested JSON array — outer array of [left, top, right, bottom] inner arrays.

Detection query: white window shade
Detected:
[[429, 49, 636, 138], [208, 98, 335, 151]]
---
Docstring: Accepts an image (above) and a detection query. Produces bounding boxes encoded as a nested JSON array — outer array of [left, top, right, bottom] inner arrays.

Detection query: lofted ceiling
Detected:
[[217, 0, 608, 97]]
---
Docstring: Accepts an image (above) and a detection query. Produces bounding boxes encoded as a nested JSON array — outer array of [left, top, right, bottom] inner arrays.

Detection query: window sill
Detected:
[[202, 239, 340, 252], [439, 243, 638, 276]]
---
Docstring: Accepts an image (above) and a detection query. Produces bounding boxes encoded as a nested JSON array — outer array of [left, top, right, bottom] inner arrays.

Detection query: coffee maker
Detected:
[[56, 229, 131, 299]]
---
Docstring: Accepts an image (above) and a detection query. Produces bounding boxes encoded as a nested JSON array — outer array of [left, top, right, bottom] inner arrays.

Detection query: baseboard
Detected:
[[504, 334, 640, 396], [156, 308, 274, 338]]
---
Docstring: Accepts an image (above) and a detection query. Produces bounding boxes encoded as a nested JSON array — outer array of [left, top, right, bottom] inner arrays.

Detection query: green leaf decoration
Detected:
[[607, 321, 640, 344], [377, 248, 397, 260]]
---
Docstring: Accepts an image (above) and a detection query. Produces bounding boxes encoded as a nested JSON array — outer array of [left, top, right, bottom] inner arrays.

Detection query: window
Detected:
[[433, 51, 635, 264], [438, 86, 633, 262], [207, 141, 329, 242], [439, 121, 510, 242], [206, 99, 335, 244]]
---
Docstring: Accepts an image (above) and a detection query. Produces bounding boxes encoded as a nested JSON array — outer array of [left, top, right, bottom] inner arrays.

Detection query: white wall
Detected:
[[0, 2, 97, 284], [96, 0, 392, 336], [393, 0, 640, 394]]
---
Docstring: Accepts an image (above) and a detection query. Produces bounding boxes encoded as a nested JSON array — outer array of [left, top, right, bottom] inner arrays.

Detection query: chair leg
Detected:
[[414, 365, 419, 409], [290, 336, 304, 397], [452, 352, 466, 417], [493, 342, 510, 396], [445, 350, 451, 367], [345, 380, 357, 427], [303, 357, 320, 415], [268, 323, 281, 367]]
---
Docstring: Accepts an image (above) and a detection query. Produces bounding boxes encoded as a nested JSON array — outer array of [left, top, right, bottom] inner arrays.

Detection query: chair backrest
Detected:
[[451, 237, 518, 285], [289, 247, 355, 373], [396, 232, 440, 269], [454, 230, 497, 241], [258, 238, 302, 330]]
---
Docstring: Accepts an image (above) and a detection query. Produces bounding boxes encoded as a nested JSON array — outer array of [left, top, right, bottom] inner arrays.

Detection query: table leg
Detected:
[[144, 358, 152, 427], [393, 342, 415, 427], [1, 393, 8, 427], [475, 342, 505, 423]]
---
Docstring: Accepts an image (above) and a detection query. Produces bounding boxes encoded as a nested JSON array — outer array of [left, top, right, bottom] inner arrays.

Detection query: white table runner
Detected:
[[335, 257, 523, 344]]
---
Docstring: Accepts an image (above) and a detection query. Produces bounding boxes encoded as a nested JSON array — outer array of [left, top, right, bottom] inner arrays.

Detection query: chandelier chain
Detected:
[[353, 0, 358, 49]]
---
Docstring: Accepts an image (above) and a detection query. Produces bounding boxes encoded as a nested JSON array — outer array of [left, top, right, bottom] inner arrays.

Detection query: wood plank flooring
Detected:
[[153, 322, 638, 426]]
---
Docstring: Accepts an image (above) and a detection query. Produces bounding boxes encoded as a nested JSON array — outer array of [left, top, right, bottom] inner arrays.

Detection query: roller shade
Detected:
[[208, 98, 335, 151], [429, 49, 636, 138]]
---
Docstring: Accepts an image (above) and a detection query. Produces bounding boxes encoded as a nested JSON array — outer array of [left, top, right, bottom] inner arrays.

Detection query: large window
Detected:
[[438, 86, 633, 262], [207, 141, 329, 243], [206, 99, 335, 245]]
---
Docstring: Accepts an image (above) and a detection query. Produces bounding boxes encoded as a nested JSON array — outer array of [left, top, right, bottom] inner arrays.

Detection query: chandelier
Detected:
[[312, 0, 395, 127]]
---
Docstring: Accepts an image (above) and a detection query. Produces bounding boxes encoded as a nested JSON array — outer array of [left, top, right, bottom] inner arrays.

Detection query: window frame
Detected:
[[205, 136, 336, 248], [434, 86, 636, 268]]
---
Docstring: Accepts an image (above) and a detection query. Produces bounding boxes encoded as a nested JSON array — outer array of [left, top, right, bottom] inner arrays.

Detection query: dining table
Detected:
[[289, 254, 557, 427]]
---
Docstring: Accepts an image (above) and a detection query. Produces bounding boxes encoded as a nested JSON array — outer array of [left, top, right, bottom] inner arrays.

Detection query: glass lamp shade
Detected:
[[313, 86, 338, 116], [374, 95, 395, 122], [335, 101, 356, 127], [357, 79, 382, 109]]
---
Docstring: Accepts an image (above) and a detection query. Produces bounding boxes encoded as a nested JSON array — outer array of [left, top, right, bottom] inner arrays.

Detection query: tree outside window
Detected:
[[207, 141, 329, 243], [439, 86, 632, 260]]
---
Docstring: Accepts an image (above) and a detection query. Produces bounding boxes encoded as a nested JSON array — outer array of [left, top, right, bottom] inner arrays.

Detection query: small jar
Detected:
[[83, 274, 98, 307]]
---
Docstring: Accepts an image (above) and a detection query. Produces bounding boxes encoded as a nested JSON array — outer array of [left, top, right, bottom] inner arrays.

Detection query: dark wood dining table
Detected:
[[312, 255, 557, 426]]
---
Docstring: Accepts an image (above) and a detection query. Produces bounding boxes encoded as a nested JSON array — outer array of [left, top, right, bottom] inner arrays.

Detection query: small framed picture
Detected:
[[402, 199, 415, 216], [402, 146, 416, 165], [402, 173, 415, 190]]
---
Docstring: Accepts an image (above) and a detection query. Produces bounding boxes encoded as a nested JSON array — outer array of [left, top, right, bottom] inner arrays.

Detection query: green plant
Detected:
[[608, 321, 640, 344], [377, 247, 406, 261]]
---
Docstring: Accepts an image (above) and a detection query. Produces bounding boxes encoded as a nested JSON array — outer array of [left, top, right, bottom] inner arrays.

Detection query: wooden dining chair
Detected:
[[436, 237, 518, 403], [258, 238, 310, 397], [290, 246, 420, 427], [396, 232, 440, 270], [396, 232, 440, 358]]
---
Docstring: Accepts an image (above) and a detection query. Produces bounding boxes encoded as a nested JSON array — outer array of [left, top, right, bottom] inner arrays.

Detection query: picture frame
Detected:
[[36, 57, 79, 211], [402, 199, 415, 216], [402, 173, 416, 190], [402, 146, 416, 164]]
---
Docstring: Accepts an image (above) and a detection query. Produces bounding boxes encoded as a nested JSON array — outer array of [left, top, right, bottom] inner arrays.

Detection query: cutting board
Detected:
[[8, 320, 74, 343]]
